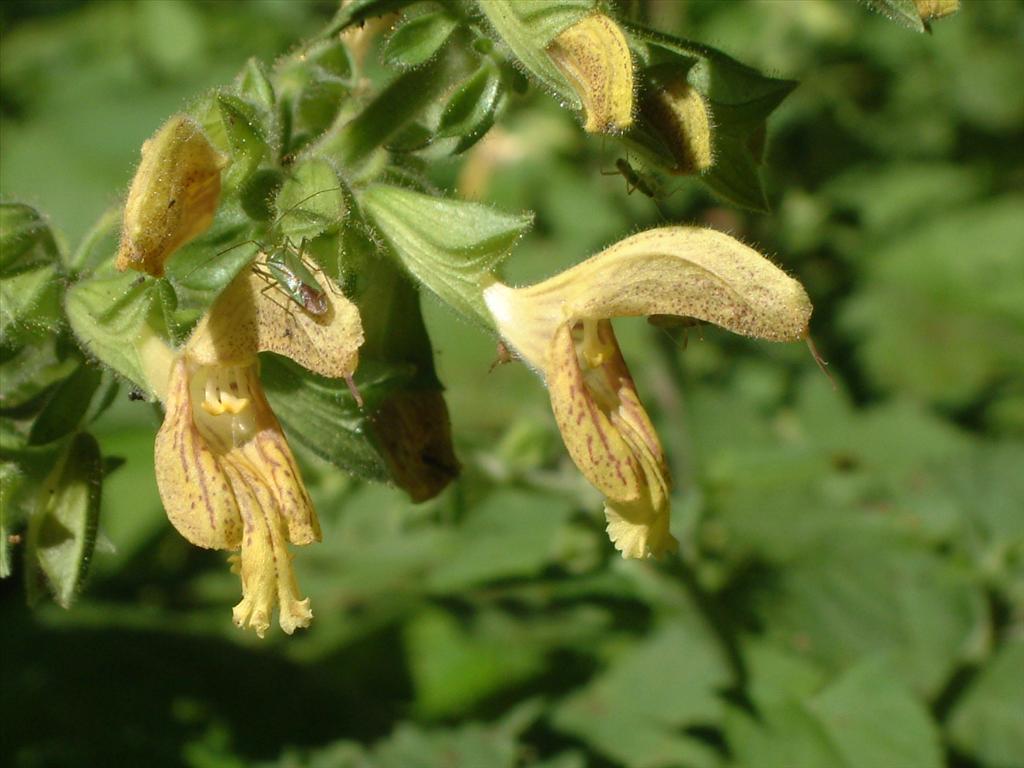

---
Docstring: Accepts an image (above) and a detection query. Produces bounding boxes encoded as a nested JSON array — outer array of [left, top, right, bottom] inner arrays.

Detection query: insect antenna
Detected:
[[173, 183, 347, 283], [174, 237, 264, 283], [267, 184, 347, 240]]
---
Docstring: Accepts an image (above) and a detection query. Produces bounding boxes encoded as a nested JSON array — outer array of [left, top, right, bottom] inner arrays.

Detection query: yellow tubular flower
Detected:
[[484, 227, 812, 559], [642, 73, 714, 175], [154, 267, 364, 637], [117, 115, 227, 277], [547, 14, 635, 134]]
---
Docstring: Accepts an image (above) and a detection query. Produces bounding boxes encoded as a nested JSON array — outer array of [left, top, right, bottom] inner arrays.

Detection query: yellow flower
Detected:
[[547, 14, 635, 134], [914, 0, 959, 22], [641, 70, 714, 175], [484, 227, 812, 559], [151, 265, 363, 636], [117, 115, 227, 277]]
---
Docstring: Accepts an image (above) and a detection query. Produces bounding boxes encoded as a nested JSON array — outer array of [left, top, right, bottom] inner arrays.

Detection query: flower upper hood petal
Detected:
[[484, 226, 812, 372]]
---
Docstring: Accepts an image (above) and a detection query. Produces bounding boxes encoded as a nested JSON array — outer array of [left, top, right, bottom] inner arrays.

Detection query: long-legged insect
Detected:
[[603, 157, 661, 198], [205, 187, 366, 406], [213, 186, 346, 317], [601, 155, 677, 222], [250, 236, 330, 316]]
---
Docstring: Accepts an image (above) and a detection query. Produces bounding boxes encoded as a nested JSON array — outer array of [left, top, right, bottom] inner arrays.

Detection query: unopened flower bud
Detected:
[[914, 0, 960, 22], [117, 115, 227, 276], [370, 391, 459, 503], [546, 14, 634, 133], [642, 69, 713, 175]]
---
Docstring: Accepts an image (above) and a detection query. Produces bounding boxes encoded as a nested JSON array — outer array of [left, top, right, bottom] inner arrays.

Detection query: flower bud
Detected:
[[117, 115, 227, 277], [641, 69, 713, 175], [370, 391, 459, 503], [546, 14, 634, 133], [914, 0, 960, 21]]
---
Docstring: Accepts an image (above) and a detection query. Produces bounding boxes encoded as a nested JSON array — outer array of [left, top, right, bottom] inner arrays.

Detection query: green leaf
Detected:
[[295, 78, 349, 145], [216, 92, 269, 190], [824, 162, 986, 236], [372, 721, 522, 768], [323, 45, 473, 167], [383, 12, 458, 70], [384, 122, 434, 153], [274, 159, 346, 242], [727, 656, 944, 768], [0, 202, 61, 277], [426, 490, 573, 592], [0, 202, 65, 345], [0, 461, 25, 578], [260, 354, 390, 483], [842, 198, 1024, 406], [476, 0, 595, 107], [948, 639, 1024, 768], [754, 527, 986, 697], [701, 131, 769, 212], [67, 206, 120, 276], [238, 168, 285, 222], [552, 620, 732, 768], [322, 0, 421, 37], [274, 38, 353, 153], [25, 432, 103, 608], [0, 338, 80, 410], [306, 37, 354, 82], [404, 607, 546, 718], [65, 267, 170, 397], [0, 263, 64, 347], [861, 0, 926, 32], [233, 57, 275, 112], [27, 362, 103, 446], [437, 66, 503, 152], [360, 184, 532, 325]]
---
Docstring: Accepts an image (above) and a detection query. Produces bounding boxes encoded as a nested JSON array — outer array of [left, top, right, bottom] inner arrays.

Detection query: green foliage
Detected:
[[25, 432, 103, 608], [2, 1, 1021, 768], [361, 184, 532, 324]]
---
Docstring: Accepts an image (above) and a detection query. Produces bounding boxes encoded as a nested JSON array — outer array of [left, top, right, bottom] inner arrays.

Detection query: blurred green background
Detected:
[[2, 1, 1023, 767]]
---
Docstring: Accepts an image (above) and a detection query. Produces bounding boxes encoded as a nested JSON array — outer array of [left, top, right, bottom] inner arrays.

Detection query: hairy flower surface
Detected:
[[484, 227, 811, 558], [547, 14, 635, 133], [153, 267, 363, 636], [117, 115, 227, 277]]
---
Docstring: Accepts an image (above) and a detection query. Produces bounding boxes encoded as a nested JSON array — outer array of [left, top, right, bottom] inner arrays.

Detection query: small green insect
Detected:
[[252, 238, 329, 316], [603, 157, 660, 198], [216, 186, 344, 316]]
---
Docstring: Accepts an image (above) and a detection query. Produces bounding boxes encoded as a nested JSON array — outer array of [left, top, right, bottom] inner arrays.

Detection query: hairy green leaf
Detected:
[[25, 432, 102, 608], [360, 184, 532, 325], [383, 12, 458, 70], [217, 92, 269, 190]]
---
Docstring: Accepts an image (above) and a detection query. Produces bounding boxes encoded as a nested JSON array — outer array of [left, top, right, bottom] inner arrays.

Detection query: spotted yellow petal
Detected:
[[224, 460, 313, 638], [154, 357, 244, 549], [188, 267, 364, 380], [547, 321, 645, 503], [235, 374, 320, 545], [250, 266, 363, 380], [485, 226, 812, 374]]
